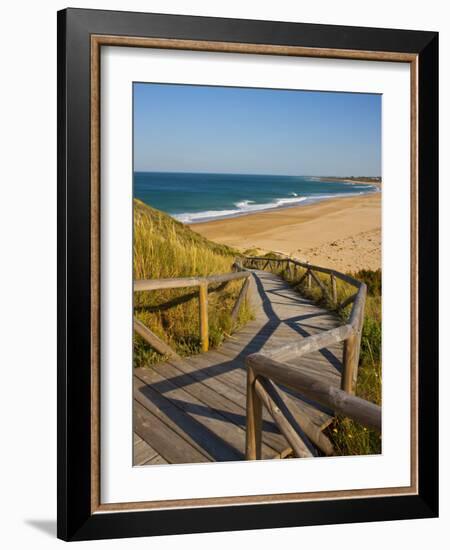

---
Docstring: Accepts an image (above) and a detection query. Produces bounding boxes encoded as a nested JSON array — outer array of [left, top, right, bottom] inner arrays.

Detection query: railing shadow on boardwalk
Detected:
[[141, 271, 335, 397], [133, 255, 380, 463]]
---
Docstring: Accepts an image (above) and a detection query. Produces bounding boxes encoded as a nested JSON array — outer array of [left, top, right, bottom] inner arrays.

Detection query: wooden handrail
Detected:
[[133, 254, 371, 461], [134, 270, 249, 292], [245, 353, 381, 460], [242, 255, 362, 288], [134, 266, 251, 353], [262, 324, 354, 363], [241, 255, 367, 394], [246, 353, 381, 432], [241, 254, 374, 460]]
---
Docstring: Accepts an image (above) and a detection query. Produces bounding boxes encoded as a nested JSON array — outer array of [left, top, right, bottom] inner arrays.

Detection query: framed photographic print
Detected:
[[57, 8, 438, 541]]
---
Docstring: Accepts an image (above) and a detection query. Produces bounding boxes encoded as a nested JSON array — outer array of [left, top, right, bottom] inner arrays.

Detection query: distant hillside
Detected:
[[133, 200, 251, 365]]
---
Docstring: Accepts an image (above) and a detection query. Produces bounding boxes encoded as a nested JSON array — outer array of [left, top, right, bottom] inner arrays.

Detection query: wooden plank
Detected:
[[134, 436, 159, 465], [132, 263, 363, 465], [135, 378, 218, 460], [186, 349, 333, 432], [134, 401, 209, 464], [134, 374, 243, 461], [201, 345, 339, 403], [151, 364, 287, 458], [145, 454, 168, 465], [139, 362, 283, 458]]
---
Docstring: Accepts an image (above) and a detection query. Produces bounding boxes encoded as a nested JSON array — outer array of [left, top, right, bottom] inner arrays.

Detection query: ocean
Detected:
[[133, 172, 378, 224]]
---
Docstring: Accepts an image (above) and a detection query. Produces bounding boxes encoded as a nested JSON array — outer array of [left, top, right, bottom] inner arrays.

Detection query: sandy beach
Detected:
[[191, 193, 381, 272]]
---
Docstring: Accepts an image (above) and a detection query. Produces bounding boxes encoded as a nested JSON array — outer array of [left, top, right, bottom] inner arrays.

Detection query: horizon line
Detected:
[[133, 170, 382, 178]]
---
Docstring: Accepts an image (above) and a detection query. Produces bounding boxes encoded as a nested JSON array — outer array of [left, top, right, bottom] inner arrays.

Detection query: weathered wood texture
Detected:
[[244, 256, 367, 398], [134, 269, 346, 465], [134, 318, 180, 359], [135, 266, 251, 357], [246, 354, 381, 431], [230, 277, 251, 323], [134, 270, 249, 291], [254, 377, 314, 458], [198, 283, 209, 352]]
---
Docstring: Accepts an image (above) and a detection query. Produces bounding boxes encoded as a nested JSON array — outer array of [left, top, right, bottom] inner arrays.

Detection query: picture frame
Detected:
[[57, 7, 438, 541]]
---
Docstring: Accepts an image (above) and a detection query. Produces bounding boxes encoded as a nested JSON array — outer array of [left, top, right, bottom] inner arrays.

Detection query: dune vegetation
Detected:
[[133, 200, 253, 367], [327, 268, 382, 456]]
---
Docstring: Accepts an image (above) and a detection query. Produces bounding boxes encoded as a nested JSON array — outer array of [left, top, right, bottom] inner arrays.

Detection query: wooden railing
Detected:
[[134, 267, 251, 355], [245, 352, 381, 459], [241, 255, 367, 394], [133, 255, 380, 460], [240, 255, 380, 460]]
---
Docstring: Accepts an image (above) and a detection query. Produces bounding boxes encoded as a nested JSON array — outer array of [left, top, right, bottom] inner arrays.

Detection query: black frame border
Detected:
[[57, 8, 438, 541]]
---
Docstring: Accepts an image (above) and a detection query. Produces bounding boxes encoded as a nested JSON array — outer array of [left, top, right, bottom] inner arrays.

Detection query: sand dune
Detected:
[[191, 193, 381, 272]]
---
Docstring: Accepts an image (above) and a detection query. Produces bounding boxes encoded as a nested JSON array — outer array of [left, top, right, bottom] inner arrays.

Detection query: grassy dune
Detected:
[[252, 252, 382, 456], [327, 269, 381, 456], [133, 200, 253, 366]]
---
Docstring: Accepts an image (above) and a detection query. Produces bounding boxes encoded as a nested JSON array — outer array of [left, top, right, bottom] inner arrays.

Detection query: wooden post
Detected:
[[309, 269, 332, 301], [343, 286, 367, 392], [295, 269, 308, 288], [288, 261, 293, 280], [307, 268, 312, 290], [247, 353, 381, 431], [254, 378, 313, 458], [331, 274, 337, 304], [199, 282, 209, 352], [245, 366, 262, 460], [341, 333, 358, 393], [231, 277, 250, 324], [351, 299, 366, 391]]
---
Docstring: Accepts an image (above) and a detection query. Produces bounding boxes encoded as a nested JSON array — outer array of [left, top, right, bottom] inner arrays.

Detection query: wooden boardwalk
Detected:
[[134, 269, 344, 465]]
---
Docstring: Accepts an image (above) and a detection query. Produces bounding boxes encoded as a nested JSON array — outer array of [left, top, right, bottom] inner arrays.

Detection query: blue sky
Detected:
[[133, 83, 381, 177]]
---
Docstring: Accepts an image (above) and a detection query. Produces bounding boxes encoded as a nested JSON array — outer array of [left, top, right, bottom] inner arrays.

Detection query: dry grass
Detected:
[[133, 200, 253, 366]]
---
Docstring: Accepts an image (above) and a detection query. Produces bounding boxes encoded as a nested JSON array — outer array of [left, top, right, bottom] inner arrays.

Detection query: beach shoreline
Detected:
[[180, 188, 379, 225], [313, 176, 382, 188], [191, 192, 381, 272]]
